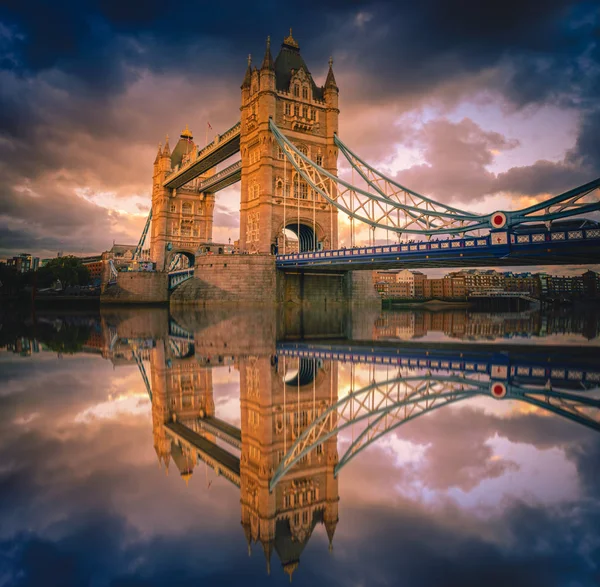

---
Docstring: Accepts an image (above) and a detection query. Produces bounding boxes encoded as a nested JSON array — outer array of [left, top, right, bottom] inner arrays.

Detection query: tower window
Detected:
[[311, 109, 316, 121], [277, 146, 285, 160], [294, 85, 300, 97], [315, 153, 323, 166], [169, 203, 177, 213], [302, 106, 308, 118], [294, 104, 299, 117], [182, 202, 192, 215], [285, 103, 291, 116], [302, 87, 308, 99]]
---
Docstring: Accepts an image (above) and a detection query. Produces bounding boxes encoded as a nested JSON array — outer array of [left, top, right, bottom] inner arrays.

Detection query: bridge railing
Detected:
[[276, 227, 600, 263]]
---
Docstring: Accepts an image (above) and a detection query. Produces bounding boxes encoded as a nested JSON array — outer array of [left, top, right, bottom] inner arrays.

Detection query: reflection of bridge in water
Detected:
[[8, 309, 598, 580], [115, 317, 600, 579]]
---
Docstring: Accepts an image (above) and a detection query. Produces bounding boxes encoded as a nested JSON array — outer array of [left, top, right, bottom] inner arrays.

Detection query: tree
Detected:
[[36, 256, 90, 288]]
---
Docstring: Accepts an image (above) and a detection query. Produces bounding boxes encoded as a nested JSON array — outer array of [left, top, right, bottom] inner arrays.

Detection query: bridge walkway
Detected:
[[165, 421, 241, 487], [198, 416, 242, 450]]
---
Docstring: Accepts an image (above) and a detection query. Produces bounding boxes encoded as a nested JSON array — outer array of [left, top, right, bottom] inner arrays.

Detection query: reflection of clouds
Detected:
[[74, 393, 150, 423], [1, 338, 599, 584]]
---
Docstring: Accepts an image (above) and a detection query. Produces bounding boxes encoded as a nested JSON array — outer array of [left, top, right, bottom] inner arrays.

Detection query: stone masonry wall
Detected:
[[101, 272, 168, 304], [170, 254, 277, 305]]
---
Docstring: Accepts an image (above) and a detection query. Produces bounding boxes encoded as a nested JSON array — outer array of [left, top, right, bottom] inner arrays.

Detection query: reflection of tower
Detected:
[[150, 339, 215, 484], [239, 355, 339, 579]]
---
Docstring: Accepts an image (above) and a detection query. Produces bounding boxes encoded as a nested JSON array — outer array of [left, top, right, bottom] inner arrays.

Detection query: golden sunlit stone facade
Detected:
[[239, 31, 339, 254], [150, 126, 215, 271], [239, 354, 339, 577], [150, 339, 215, 483]]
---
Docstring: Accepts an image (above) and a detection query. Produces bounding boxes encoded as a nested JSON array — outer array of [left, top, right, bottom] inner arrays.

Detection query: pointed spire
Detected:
[[325, 518, 337, 550], [283, 561, 298, 582], [180, 124, 193, 140], [325, 56, 337, 90], [162, 134, 171, 156], [261, 35, 274, 70], [241, 54, 252, 88], [261, 538, 273, 575], [283, 28, 299, 49], [154, 143, 162, 164]]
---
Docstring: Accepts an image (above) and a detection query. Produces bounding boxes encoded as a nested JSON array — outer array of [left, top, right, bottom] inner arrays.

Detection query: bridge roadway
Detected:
[[276, 227, 600, 270], [163, 122, 241, 190]]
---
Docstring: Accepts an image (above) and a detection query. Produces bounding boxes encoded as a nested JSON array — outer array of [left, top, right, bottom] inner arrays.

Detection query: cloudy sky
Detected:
[[0, 1, 599, 260]]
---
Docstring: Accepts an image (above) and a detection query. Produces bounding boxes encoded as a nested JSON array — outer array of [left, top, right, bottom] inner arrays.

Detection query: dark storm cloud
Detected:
[[0, 0, 598, 256]]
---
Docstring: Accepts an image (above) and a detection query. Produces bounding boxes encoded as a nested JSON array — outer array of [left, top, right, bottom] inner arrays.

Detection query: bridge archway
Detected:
[[282, 357, 323, 387], [278, 219, 325, 253], [167, 250, 195, 272]]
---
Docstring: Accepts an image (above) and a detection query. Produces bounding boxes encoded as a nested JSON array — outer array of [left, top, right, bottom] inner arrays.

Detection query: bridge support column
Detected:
[[276, 270, 380, 306]]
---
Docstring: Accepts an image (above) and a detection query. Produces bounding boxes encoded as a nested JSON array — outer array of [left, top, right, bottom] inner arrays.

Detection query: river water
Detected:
[[0, 306, 599, 586]]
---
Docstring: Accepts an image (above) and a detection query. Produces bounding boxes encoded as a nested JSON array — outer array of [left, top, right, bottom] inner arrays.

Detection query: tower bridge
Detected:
[[103, 30, 600, 305]]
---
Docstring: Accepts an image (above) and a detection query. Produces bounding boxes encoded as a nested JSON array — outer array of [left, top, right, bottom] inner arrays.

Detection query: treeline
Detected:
[[0, 256, 91, 297]]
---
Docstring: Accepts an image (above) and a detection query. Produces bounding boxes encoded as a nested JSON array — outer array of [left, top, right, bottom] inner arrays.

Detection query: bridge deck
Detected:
[[276, 229, 600, 271], [165, 421, 241, 486]]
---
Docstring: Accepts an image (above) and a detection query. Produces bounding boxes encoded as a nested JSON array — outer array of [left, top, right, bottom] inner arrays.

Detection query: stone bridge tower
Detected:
[[150, 126, 216, 271], [150, 339, 215, 483], [239, 31, 339, 254], [239, 354, 339, 578]]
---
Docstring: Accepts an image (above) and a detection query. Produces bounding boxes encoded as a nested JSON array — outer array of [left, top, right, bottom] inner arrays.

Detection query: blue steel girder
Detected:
[[270, 119, 600, 236], [334, 382, 600, 475], [269, 369, 600, 490], [168, 268, 194, 290], [134, 352, 152, 402], [335, 133, 600, 232], [268, 374, 489, 491], [134, 210, 152, 260]]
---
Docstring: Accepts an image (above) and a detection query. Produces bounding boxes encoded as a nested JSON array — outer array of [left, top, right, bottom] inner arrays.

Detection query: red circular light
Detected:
[[491, 383, 506, 398], [493, 215, 503, 225]]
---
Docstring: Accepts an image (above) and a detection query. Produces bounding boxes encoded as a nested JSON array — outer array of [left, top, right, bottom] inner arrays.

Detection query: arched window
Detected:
[[297, 144, 308, 157], [315, 152, 323, 166], [302, 86, 308, 99], [276, 179, 283, 197], [294, 85, 300, 97], [182, 202, 192, 215]]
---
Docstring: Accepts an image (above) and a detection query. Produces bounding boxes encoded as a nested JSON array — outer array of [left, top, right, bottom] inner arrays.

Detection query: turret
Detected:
[[260, 36, 275, 92], [241, 54, 252, 104]]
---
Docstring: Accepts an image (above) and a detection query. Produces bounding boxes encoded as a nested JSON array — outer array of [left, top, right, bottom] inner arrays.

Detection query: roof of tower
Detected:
[[274, 30, 324, 100], [170, 129, 196, 169], [324, 57, 337, 90], [162, 135, 171, 157], [261, 36, 274, 70], [273, 508, 324, 572]]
